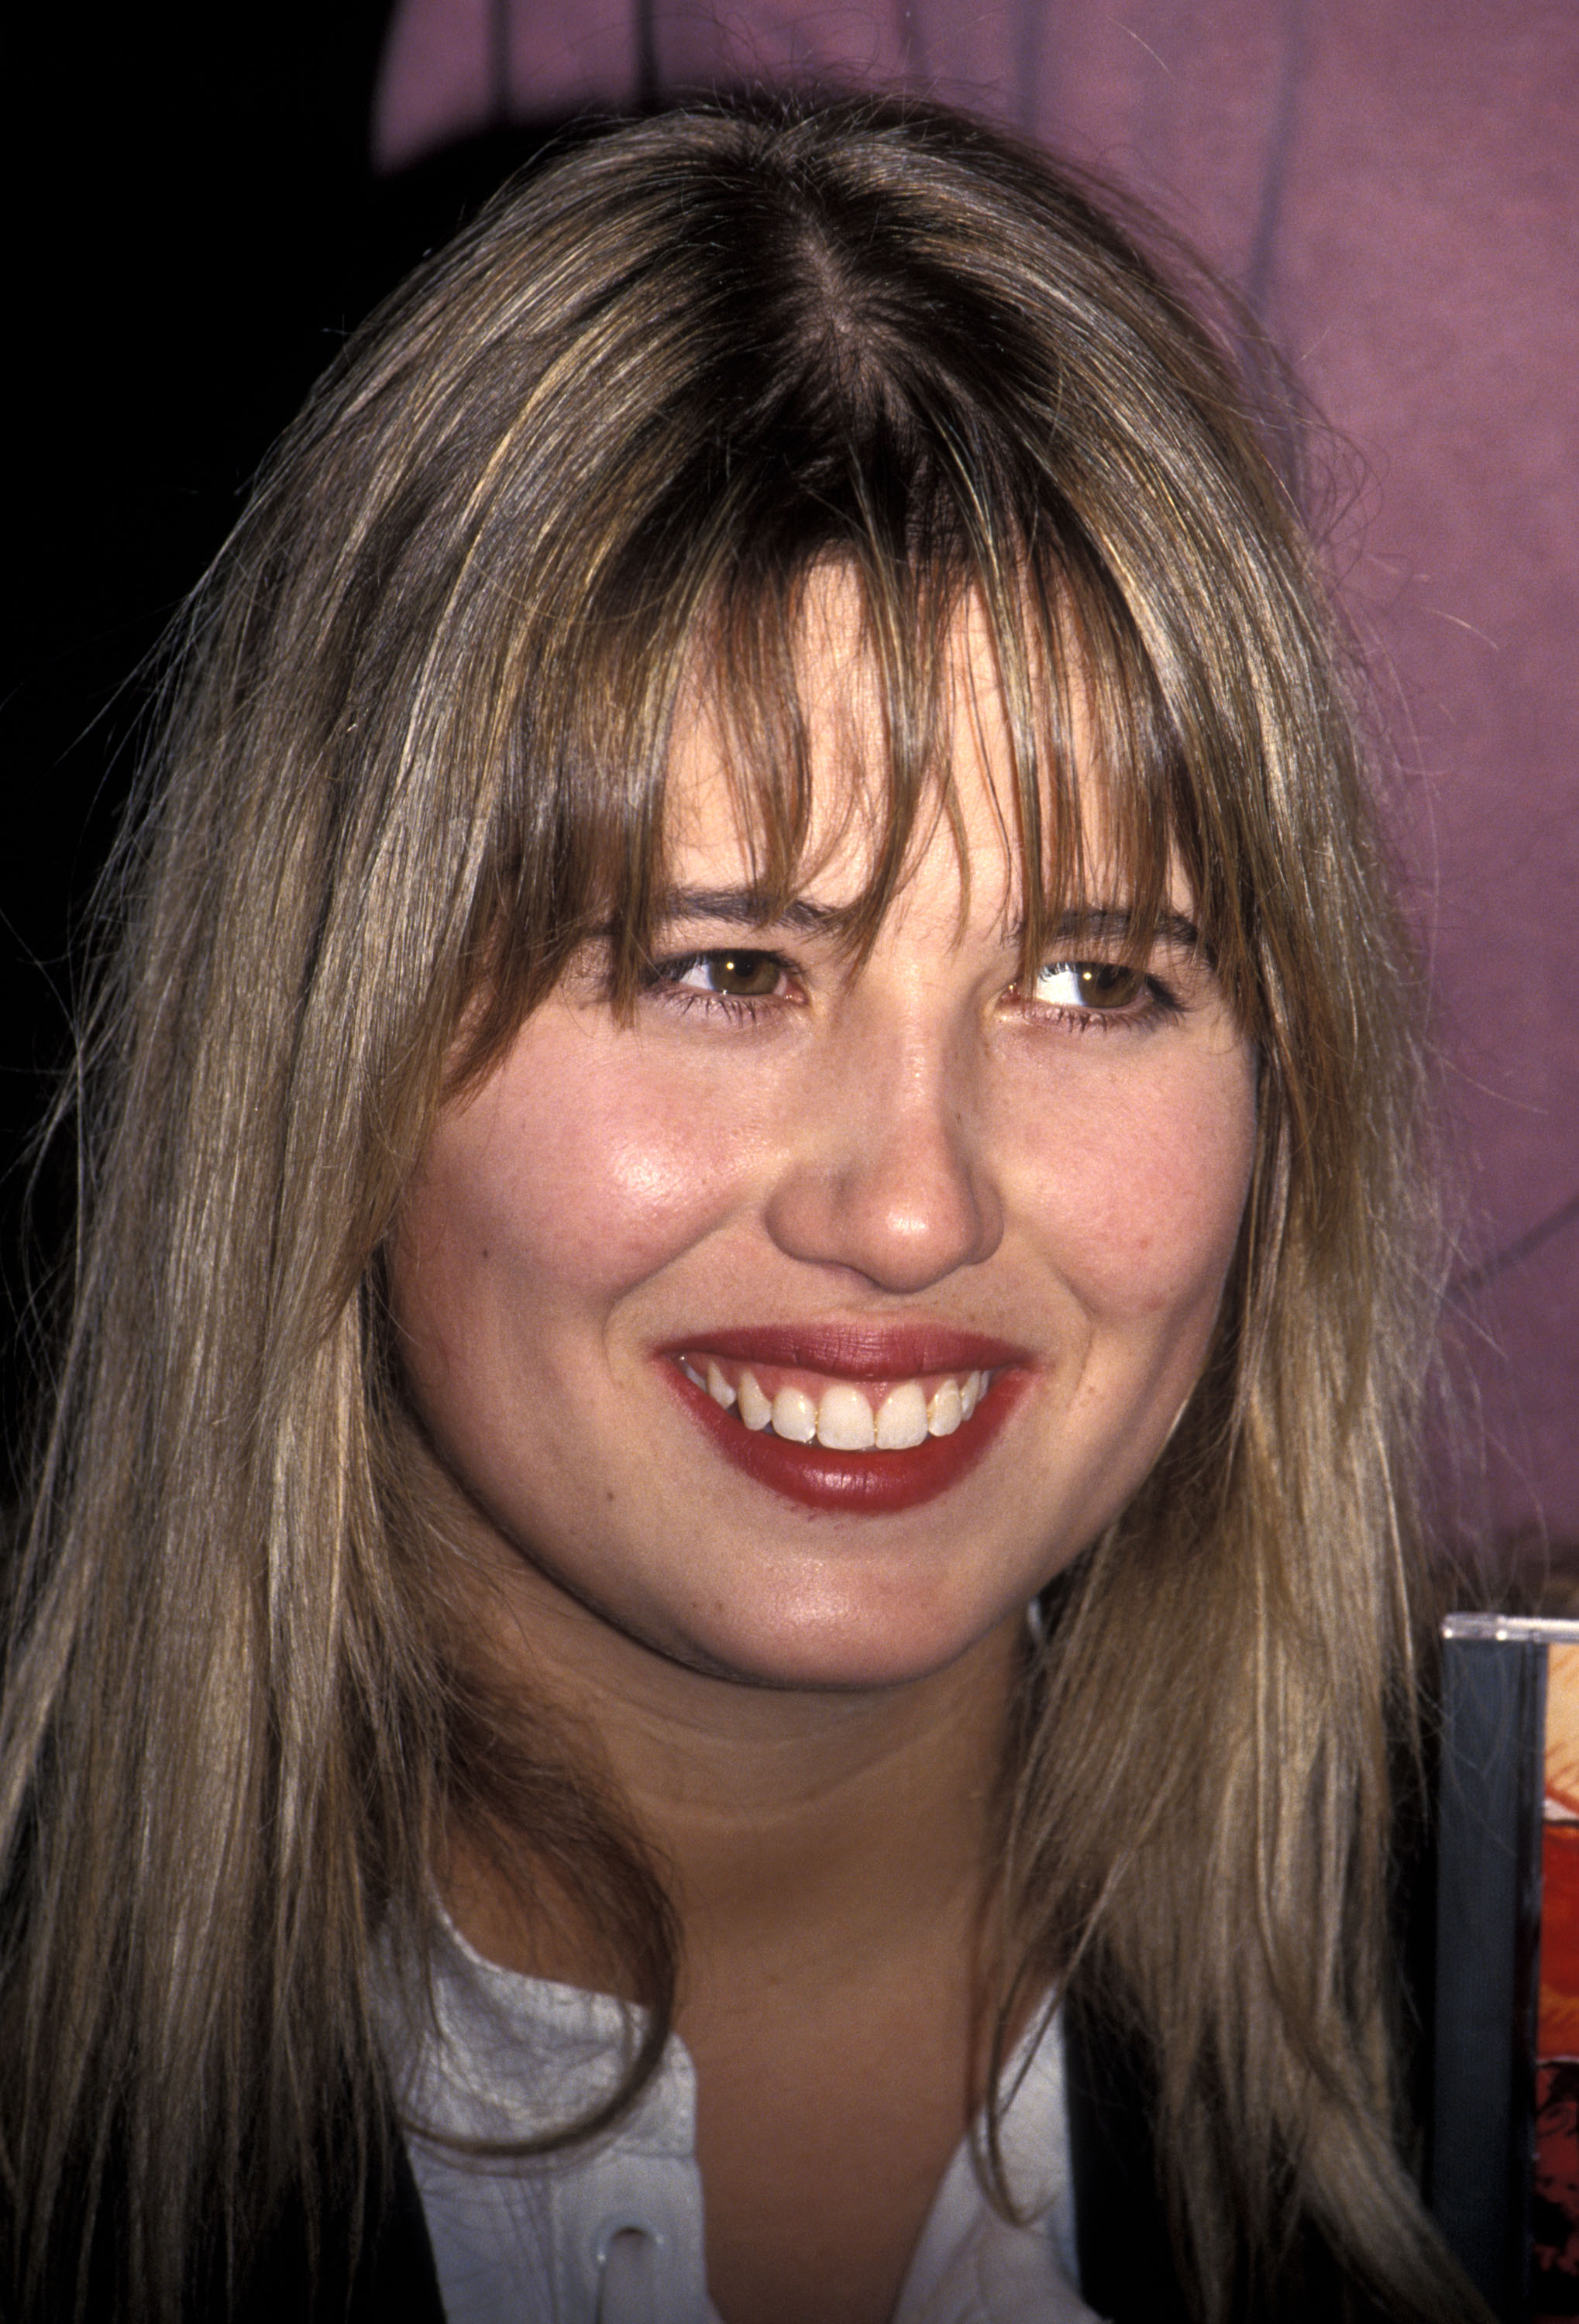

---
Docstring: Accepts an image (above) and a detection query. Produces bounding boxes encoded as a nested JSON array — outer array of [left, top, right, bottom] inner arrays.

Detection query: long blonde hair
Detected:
[[2, 94, 1477, 2320]]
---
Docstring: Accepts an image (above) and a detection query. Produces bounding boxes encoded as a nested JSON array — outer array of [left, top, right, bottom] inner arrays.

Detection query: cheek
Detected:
[[397, 1033, 755, 1332], [1016, 1049, 1256, 1320]]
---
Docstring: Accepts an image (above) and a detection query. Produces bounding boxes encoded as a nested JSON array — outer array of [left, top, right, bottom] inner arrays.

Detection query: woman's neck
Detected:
[[442, 1536, 1026, 1999]]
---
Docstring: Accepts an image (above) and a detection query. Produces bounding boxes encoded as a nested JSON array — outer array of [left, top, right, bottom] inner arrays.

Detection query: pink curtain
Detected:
[[376, 0, 1579, 1556]]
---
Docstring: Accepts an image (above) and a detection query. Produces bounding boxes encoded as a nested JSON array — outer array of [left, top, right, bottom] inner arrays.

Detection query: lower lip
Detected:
[[666, 1366, 1028, 1513]]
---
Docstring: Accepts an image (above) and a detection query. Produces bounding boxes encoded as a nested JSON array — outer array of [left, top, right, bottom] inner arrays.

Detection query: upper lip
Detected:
[[653, 1323, 1030, 1377]]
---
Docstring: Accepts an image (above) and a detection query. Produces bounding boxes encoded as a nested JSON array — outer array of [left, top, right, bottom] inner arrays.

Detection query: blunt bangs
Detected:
[[462, 531, 1198, 1071]]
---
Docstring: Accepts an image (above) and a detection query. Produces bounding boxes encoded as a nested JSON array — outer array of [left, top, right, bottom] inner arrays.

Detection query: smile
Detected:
[[659, 1326, 1028, 1514]]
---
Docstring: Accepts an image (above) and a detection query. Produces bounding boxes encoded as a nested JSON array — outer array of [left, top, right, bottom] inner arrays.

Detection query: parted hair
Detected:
[[1, 93, 1479, 2321]]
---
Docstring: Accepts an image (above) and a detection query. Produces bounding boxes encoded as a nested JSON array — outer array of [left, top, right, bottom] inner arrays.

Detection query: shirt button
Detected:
[[593, 2216, 662, 2323]]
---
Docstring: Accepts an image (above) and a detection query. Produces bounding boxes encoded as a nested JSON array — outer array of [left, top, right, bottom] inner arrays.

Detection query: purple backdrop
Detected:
[[374, 0, 1579, 1558]]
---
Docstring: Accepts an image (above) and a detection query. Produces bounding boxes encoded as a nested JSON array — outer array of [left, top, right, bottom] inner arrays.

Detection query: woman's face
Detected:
[[390, 600, 1257, 1690]]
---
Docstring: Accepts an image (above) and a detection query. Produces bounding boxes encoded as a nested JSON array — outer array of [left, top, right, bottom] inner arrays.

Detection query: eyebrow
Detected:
[[646, 889, 850, 936], [1028, 905, 1203, 956], [646, 888, 1202, 954]]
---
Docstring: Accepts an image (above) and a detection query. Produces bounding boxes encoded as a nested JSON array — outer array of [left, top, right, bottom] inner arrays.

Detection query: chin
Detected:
[[663, 1583, 1021, 1693]]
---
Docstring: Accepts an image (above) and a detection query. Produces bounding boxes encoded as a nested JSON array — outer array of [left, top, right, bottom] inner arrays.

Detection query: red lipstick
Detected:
[[662, 1323, 1023, 1377], [656, 1325, 1030, 1514]]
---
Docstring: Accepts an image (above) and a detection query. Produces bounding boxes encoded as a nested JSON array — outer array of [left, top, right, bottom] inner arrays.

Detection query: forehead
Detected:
[[660, 568, 1126, 930]]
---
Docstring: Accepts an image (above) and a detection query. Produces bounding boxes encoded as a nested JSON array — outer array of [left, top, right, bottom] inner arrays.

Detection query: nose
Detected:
[[762, 1014, 1004, 1294]]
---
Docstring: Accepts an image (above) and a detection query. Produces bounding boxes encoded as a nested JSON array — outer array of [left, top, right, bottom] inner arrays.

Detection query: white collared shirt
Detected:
[[373, 1916, 1099, 2324]]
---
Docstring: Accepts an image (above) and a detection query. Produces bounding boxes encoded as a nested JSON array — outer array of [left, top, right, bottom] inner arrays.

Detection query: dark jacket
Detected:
[[64, 1990, 1381, 2322]]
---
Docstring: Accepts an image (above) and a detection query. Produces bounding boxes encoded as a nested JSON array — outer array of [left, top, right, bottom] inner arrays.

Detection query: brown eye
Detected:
[[701, 951, 783, 997], [1076, 962, 1144, 1009], [1031, 961, 1146, 1011]]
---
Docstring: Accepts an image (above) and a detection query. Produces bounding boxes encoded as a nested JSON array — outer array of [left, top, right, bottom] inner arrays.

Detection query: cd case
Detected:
[[1433, 1614, 1579, 2322]]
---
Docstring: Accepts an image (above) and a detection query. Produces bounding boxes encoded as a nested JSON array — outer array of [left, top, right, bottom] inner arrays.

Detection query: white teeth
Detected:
[[927, 1378, 963, 1437], [875, 1380, 929, 1449], [817, 1382, 876, 1450], [701, 1361, 993, 1447], [771, 1385, 818, 1442], [737, 1369, 772, 1429]]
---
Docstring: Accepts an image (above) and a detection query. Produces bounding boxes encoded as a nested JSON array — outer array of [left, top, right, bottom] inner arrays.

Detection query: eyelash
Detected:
[[642, 951, 1185, 1033]]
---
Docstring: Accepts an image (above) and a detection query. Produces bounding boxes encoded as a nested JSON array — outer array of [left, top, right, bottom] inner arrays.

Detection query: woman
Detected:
[[0, 95, 1481, 2322]]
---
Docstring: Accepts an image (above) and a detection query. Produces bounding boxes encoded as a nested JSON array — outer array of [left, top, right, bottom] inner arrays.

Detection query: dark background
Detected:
[[4, 8, 566, 1470]]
